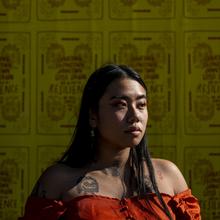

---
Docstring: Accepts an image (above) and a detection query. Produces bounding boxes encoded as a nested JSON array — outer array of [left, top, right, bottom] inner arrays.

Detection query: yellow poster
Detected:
[[184, 31, 220, 134], [37, 0, 103, 20], [149, 145, 176, 162], [37, 31, 102, 134], [110, 31, 176, 134], [0, 0, 30, 22], [109, 0, 174, 19], [0, 33, 30, 134], [185, 0, 220, 18], [0, 147, 29, 219], [37, 145, 66, 175], [184, 147, 220, 219]]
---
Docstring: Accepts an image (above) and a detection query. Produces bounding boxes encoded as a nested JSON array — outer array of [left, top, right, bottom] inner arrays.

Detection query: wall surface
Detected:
[[0, 0, 220, 219]]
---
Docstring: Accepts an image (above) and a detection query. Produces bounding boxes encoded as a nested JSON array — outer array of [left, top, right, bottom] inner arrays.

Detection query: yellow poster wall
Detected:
[[0, 0, 220, 219]]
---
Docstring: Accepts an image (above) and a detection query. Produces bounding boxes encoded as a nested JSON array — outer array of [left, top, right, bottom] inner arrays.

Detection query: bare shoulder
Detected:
[[152, 158, 188, 195], [31, 163, 82, 200]]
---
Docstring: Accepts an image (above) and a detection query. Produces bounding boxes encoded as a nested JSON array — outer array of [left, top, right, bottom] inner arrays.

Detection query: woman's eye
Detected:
[[138, 102, 146, 109], [112, 102, 127, 108]]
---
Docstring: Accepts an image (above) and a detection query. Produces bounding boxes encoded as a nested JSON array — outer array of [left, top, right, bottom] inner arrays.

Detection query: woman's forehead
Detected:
[[103, 78, 146, 98]]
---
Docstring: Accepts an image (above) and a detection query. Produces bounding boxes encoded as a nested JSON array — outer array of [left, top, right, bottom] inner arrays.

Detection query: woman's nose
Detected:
[[126, 106, 139, 123]]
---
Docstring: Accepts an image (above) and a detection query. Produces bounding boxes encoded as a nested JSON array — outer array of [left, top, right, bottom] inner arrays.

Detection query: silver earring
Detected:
[[90, 128, 96, 155], [90, 128, 95, 138]]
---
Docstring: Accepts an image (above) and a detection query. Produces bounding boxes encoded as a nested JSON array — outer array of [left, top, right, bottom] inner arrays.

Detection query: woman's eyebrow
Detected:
[[110, 95, 147, 100]]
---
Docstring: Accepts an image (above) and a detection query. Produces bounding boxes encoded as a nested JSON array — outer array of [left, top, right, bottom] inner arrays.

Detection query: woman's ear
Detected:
[[89, 109, 97, 128]]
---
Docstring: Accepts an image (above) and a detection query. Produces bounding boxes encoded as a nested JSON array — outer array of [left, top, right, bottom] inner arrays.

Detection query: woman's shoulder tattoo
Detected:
[[76, 176, 99, 194]]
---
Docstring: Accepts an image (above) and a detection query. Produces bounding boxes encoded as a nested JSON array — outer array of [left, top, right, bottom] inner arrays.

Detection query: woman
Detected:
[[19, 64, 201, 220]]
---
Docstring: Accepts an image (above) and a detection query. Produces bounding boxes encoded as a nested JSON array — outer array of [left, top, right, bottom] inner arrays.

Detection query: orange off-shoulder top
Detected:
[[18, 189, 201, 220]]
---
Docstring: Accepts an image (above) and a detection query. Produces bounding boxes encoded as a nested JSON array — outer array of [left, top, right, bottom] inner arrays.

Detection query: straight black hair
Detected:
[[59, 64, 172, 219]]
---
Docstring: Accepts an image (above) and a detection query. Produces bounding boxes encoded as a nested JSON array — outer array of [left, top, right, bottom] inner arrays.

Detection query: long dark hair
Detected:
[[59, 64, 172, 219]]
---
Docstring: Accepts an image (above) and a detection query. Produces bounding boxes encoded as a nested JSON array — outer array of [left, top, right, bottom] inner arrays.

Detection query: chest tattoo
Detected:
[[103, 166, 121, 177], [144, 175, 153, 193], [76, 176, 99, 194], [156, 169, 163, 180]]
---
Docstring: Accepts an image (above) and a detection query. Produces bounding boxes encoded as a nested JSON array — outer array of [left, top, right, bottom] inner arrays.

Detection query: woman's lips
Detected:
[[124, 127, 141, 136]]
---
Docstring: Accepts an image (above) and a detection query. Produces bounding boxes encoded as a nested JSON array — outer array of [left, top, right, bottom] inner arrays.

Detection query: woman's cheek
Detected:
[[114, 111, 126, 121]]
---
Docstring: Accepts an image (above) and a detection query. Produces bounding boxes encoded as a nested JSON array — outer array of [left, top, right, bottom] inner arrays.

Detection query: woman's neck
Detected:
[[94, 145, 131, 170]]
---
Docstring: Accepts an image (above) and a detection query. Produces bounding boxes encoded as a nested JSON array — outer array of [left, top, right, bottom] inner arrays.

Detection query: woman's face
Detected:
[[92, 77, 148, 150]]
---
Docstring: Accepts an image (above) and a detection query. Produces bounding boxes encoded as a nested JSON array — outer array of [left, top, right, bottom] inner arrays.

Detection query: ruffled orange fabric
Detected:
[[19, 189, 201, 220], [167, 190, 201, 219], [18, 197, 66, 220]]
